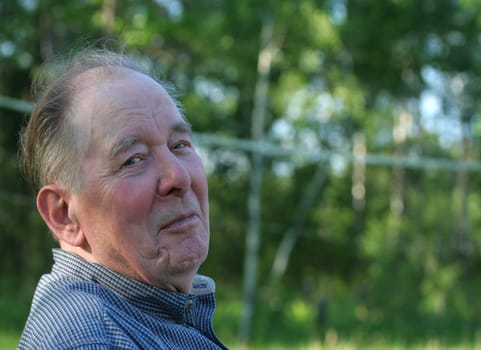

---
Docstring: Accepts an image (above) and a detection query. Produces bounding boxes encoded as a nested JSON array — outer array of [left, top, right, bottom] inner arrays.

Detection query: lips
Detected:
[[159, 212, 199, 231]]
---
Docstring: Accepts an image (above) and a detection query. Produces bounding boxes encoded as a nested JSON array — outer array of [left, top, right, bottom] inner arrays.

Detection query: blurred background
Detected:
[[2, 0, 481, 349]]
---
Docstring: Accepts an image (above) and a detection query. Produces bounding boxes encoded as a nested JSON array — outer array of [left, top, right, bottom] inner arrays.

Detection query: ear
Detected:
[[36, 184, 85, 247]]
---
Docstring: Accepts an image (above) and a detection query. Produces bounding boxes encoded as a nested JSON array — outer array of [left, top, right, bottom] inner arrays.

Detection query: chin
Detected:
[[176, 248, 210, 274], [170, 255, 205, 275]]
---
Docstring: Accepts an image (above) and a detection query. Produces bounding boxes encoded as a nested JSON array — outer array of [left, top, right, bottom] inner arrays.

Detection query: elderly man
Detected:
[[18, 48, 227, 349]]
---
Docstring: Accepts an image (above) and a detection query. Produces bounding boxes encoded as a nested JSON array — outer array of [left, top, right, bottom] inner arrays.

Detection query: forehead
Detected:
[[71, 68, 185, 150], [71, 67, 172, 111]]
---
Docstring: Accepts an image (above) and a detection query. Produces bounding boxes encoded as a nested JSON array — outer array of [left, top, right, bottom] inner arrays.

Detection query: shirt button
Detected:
[[185, 299, 194, 310]]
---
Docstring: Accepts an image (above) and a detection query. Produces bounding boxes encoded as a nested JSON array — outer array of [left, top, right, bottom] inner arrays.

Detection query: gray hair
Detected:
[[20, 48, 179, 193]]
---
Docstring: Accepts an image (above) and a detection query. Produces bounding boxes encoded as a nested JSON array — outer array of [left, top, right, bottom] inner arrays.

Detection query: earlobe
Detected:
[[36, 185, 85, 247]]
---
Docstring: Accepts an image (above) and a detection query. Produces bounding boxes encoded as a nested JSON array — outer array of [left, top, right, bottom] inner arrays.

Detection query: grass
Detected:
[[212, 294, 481, 350], [2, 290, 481, 350], [0, 331, 20, 350]]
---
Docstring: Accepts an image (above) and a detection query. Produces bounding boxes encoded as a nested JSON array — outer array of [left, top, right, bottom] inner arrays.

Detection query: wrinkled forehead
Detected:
[[69, 66, 177, 117], [67, 67, 177, 153]]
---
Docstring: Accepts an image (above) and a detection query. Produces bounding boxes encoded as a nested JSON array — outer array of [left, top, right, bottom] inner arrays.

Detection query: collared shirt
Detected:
[[18, 249, 228, 349]]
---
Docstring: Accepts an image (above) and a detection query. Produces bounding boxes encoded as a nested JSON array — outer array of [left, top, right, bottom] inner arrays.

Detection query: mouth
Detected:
[[160, 212, 199, 231]]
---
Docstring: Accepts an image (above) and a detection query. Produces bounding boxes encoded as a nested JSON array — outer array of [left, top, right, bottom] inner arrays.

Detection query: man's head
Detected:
[[20, 49, 210, 293]]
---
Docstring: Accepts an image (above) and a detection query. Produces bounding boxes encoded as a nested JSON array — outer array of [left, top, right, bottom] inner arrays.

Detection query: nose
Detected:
[[156, 150, 191, 197]]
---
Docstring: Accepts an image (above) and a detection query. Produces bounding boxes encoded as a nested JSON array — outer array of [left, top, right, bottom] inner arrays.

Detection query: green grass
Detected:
[[212, 295, 481, 350], [2, 326, 481, 350], [0, 331, 20, 350]]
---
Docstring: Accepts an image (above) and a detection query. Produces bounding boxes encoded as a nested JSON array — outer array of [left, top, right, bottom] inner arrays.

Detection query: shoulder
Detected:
[[34, 272, 109, 320], [19, 273, 129, 349]]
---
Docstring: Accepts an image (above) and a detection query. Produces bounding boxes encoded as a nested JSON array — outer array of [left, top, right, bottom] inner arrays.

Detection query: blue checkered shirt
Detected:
[[18, 249, 228, 349]]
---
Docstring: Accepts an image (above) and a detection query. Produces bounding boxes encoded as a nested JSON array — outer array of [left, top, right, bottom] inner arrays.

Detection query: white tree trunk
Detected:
[[238, 17, 280, 347]]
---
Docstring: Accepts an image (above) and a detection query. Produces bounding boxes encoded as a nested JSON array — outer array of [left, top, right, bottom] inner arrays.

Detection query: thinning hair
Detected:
[[20, 47, 179, 193]]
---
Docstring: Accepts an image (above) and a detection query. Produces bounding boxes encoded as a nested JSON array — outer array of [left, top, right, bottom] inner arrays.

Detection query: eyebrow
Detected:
[[109, 121, 193, 160], [109, 135, 139, 161], [172, 121, 192, 135]]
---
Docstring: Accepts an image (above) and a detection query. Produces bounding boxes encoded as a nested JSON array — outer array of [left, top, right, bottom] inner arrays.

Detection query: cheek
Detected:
[[190, 161, 209, 203], [111, 180, 154, 215]]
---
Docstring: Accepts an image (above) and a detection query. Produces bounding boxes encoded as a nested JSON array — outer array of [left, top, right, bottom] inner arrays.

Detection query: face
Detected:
[[68, 69, 209, 292]]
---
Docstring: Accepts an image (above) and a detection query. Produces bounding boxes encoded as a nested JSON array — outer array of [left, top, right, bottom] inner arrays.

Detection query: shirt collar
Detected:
[[51, 249, 215, 323]]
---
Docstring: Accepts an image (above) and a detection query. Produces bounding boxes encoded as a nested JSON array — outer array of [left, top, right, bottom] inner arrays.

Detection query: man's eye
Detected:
[[123, 155, 143, 167], [173, 141, 191, 150]]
